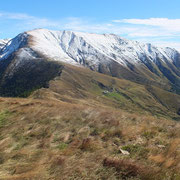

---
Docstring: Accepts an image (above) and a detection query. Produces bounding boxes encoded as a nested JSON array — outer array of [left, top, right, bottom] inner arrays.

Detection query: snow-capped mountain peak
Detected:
[[26, 29, 177, 67], [0, 28, 179, 71]]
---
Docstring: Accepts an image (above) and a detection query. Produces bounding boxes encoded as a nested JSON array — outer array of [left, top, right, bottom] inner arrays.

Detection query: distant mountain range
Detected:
[[0, 29, 179, 102]]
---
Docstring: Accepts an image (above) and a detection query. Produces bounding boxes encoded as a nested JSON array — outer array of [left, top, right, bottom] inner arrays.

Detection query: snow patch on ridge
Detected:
[[0, 39, 10, 50], [0, 33, 28, 60]]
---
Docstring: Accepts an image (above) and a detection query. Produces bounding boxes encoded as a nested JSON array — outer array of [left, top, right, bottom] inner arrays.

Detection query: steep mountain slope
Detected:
[[31, 64, 180, 118], [0, 29, 180, 97], [0, 39, 9, 50]]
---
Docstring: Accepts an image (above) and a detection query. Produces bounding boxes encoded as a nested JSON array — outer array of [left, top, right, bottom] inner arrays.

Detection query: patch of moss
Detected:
[[121, 144, 149, 158], [57, 143, 68, 150], [13, 136, 30, 150], [142, 131, 155, 140], [0, 110, 11, 128]]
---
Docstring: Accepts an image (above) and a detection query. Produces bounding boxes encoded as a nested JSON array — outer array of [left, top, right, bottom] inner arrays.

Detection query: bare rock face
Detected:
[[119, 148, 130, 155]]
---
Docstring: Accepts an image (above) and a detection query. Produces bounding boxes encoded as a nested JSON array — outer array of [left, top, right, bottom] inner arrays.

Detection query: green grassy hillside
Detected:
[[32, 64, 180, 119]]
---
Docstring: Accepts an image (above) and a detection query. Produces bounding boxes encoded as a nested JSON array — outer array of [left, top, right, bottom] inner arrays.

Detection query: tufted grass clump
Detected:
[[0, 110, 11, 128]]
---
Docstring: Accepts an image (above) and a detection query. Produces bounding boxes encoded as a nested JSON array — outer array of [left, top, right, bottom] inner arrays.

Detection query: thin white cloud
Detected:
[[113, 18, 180, 26], [153, 41, 180, 50], [0, 12, 35, 20], [113, 18, 180, 34], [0, 12, 60, 27], [111, 18, 180, 50]]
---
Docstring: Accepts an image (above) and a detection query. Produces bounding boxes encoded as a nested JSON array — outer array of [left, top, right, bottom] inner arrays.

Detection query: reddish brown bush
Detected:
[[103, 157, 151, 179], [53, 157, 65, 166]]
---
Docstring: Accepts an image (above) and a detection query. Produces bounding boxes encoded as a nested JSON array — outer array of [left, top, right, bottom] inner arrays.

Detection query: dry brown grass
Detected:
[[103, 157, 152, 179], [0, 96, 179, 179]]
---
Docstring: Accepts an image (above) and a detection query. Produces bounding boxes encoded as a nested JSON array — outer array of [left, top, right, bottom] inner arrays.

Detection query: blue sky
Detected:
[[1, 0, 180, 50]]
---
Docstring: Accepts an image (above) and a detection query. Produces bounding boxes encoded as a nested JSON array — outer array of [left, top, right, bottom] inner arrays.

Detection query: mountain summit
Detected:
[[0, 29, 180, 97], [1, 29, 180, 67]]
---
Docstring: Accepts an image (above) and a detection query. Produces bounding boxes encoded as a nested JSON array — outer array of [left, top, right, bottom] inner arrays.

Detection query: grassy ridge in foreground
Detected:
[[0, 97, 180, 179]]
